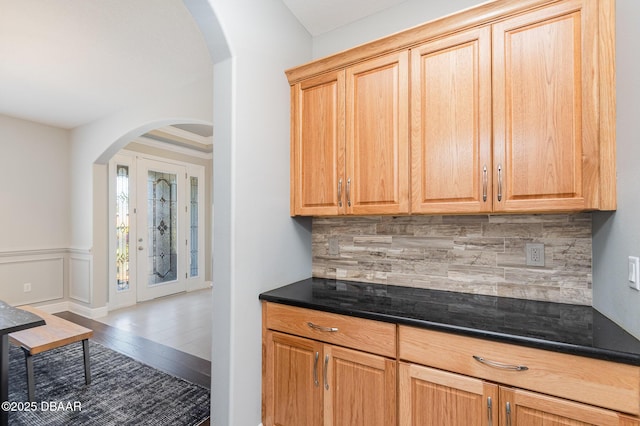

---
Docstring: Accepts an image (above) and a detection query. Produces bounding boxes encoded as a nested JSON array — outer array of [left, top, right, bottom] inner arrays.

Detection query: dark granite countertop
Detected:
[[259, 278, 640, 366]]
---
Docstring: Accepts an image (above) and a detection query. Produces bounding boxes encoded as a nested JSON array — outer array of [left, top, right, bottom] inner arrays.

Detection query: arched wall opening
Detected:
[[91, 118, 214, 313]]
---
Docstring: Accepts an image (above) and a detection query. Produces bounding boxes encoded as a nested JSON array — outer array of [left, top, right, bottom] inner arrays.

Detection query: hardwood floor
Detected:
[[55, 312, 211, 390], [96, 289, 212, 361]]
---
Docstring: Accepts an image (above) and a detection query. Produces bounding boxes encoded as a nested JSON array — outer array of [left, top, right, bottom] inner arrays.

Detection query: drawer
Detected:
[[264, 302, 396, 357], [399, 326, 640, 415]]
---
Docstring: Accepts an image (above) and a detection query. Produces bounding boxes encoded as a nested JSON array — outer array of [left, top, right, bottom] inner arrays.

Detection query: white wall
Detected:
[[205, 1, 312, 424], [312, 0, 484, 58], [592, 0, 640, 339], [0, 115, 70, 306], [0, 115, 70, 251]]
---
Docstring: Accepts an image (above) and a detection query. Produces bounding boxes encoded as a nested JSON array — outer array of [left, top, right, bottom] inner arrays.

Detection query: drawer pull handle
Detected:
[[307, 322, 338, 332], [473, 355, 528, 371], [313, 351, 319, 387]]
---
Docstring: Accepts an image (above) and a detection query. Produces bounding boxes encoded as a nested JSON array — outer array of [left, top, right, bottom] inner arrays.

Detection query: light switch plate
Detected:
[[629, 256, 640, 290]]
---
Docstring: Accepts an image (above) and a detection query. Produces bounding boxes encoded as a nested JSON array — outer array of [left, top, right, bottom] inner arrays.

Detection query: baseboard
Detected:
[[31, 300, 109, 319], [188, 281, 213, 292]]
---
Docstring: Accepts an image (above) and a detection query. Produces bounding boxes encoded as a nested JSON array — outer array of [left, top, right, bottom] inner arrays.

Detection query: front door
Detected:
[[136, 158, 187, 301]]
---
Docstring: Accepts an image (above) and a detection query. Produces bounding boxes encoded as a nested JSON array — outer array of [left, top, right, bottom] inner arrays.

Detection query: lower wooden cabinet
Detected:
[[262, 302, 640, 426], [263, 330, 396, 426], [265, 332, 323, 426], [399, 362, 498, 426], [399, 362, 639, 426], [262, 302, 398, 426]]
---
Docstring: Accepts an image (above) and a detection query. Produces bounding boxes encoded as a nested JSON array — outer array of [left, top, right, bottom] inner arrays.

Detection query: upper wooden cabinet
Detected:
[[492, 0, 614, 212], [287, 0, 615, 216], [346, 51, 410, 215], [411, 26, 492, 214], [290, 70, 345, 216], [290, 51, 409, 216]]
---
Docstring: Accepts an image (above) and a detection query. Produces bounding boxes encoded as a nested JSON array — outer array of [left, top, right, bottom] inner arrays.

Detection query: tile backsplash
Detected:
[[312, 214, 592, 305]]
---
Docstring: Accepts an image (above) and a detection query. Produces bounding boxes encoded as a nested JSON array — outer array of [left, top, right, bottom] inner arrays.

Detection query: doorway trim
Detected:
[[107, 149, 207, 311]]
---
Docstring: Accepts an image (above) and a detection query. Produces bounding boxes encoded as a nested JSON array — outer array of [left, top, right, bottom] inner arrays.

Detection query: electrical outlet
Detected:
[[23, 282, 32, 292], [525, 243, 545, 267], [328, 237, 340, 256]]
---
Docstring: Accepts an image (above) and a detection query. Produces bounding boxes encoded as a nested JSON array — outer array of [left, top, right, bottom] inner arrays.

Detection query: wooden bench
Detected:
[[8, 306, 93, 401]]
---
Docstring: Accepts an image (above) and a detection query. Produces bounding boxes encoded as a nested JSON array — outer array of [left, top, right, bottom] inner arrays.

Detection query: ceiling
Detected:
[[282, 0, 409, 36], [0, 0, 405, 147]]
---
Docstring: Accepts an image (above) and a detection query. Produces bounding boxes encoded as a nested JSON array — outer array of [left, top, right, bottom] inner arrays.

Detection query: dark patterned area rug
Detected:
[[7, 340, 210, 425]]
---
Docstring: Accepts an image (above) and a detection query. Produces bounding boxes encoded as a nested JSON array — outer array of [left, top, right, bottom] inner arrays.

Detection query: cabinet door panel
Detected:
[[292, 70, 346, 215], [265, 331, 323, 426], [325, 345, 396, 426], [346, 51, 409, 214], [411, 26, 492, 213], [493, 0, 596, 212], [500, 387, 623, 426], [399, 362, 498, 426]]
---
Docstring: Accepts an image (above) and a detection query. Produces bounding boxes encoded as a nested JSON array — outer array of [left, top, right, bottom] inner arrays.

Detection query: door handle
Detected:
[[313, 352, 319, 387], [324, 354, 329, 390], [497, 164, 503, 202], [138, 246, 144, 251], [482, 165, 488, 202]]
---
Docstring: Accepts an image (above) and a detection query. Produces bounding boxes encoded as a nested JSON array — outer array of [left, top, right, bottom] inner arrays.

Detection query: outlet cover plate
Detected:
[[526, 243, 545, 267]]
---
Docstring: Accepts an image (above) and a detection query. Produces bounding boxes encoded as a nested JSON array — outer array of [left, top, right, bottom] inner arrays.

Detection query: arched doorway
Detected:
[[105, 123, 212, 310]]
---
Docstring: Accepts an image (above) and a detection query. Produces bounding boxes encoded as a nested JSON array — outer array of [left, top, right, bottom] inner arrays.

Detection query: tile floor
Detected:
[[96, 288, 212, 361]]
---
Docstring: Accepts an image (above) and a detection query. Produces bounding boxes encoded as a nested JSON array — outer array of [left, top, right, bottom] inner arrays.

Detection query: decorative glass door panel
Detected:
[[137, 159, 186, 301], [116, 165, 131, 291], [147, 170, 178, 285], [189, 176, 199, 278]]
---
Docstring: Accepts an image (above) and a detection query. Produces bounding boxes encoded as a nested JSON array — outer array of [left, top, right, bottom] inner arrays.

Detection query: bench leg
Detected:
[[21, 348, 35, 402], [82, 339, 91, 385]]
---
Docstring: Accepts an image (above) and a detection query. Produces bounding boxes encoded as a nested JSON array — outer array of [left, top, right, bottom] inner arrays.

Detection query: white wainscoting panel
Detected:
[[69, 252, 93, 304], [0, 250, 65, 305]]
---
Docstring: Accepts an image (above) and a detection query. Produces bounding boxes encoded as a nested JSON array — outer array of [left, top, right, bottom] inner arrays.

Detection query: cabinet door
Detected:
[[325, 345, 396, 426], [500, 387, 625, 426], [346, 50, 409, 215], [399, 362, 498, 426], [291, 70, 346, 216], [410, 26, 492, 214], [264, 331, 323, 426], [492, 0, 598, 212]]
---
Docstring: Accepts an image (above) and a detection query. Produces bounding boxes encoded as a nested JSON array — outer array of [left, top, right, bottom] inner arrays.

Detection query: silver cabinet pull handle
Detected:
[[473, 355, 528, 371], [506, 402, 512, 426], [482, 165, 488, 202], [346, 178, 351, 207], [313, 351, 319, 387], [337, 178, 343, 207], [324, 354, 329, 390], [497, 164, 503, 202], [487, 397, 493, 426], [307, 322, 338, 332]]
